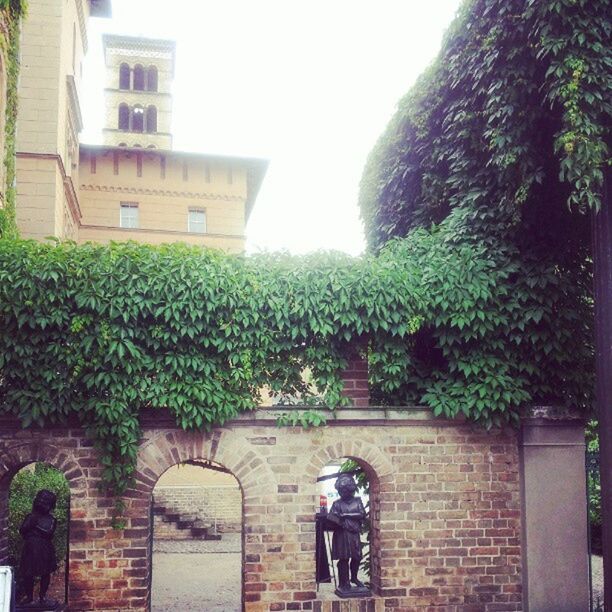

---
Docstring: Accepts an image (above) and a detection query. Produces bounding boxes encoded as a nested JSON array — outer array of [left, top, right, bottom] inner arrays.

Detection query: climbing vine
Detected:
[[0, 0, 607, 503], [359, 0, 608, 420], [0, 239, 424, 496], [0, 0, 25, 238]]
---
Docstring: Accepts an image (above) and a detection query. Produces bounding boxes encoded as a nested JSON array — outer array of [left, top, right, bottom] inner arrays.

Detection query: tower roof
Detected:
[[103, 34, 176, 74]]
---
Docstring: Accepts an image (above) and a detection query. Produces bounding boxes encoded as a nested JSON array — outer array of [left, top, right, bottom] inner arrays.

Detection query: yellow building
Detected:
[[14, 1, 267, 252], [78, 145, 266, 250]]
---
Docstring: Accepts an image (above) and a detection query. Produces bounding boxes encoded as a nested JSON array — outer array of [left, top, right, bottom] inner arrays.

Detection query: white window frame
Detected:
[[188, 208, 207, 234], [120, 202, 139, 229]]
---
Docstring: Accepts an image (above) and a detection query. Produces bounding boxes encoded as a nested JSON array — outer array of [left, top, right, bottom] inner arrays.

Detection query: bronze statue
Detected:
[[16, 489, 59, 608], [325, 474, 370, 598]]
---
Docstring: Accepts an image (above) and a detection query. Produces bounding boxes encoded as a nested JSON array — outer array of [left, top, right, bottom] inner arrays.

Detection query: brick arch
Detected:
[[136, 428, 276, 612], [301, 437, 394, 597], [0, 441, 86, 571], [0, 441, 86, 495], [135, 427, 276, 495], [304, 437, 394, 483]]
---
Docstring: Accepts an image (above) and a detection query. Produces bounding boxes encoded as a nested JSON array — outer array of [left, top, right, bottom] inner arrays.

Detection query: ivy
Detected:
[[359, 0, 604, 422], [0, 0, 25, 239], [0, 239, 423, 496]]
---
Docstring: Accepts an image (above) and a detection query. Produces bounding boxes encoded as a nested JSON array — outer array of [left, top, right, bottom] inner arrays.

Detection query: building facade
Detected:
[[13, 1, 267, 252]]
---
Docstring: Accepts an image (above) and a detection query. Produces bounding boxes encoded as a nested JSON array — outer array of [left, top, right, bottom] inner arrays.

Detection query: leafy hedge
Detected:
[[359, 0, 609, 413]]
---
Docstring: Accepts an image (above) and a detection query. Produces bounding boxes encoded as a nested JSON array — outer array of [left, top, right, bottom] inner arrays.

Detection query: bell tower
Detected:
[[102, 34, 175, 149]]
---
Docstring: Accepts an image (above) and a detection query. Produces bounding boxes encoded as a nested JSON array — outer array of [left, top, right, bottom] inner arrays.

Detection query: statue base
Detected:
[[335, 585, 372, 599], [16, 602, 65, 611]]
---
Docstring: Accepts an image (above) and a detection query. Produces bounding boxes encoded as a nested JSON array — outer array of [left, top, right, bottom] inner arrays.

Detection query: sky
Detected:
[[80, 0, 463, 256]]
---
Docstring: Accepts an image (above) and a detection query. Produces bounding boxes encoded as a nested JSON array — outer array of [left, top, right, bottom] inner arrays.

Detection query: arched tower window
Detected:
[[118, 103, 129, 130], [147, 66, 158, 92], [119, 63, 130, 90], [133, 64, 145, 91], [132, 105, 144, 132], [145, 106, 157, 133]]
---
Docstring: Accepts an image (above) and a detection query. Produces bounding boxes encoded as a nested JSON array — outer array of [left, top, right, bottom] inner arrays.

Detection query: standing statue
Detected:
[[16, 489, 59, 608], [326, 473, 370, 598]]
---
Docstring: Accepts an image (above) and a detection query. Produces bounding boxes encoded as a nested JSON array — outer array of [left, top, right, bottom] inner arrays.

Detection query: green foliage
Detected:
[[0, 2, 24, 239], [359, 0, 605, 419], [586, 420, 601, 530], [276, 410, 328, 428], [8, 463, 69, 566], [0, 239, 423, 496]]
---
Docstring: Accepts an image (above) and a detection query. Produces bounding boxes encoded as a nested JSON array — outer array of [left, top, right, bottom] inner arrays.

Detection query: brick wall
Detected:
[[154, 485, 242, 535], [0, 408, 531, 611]]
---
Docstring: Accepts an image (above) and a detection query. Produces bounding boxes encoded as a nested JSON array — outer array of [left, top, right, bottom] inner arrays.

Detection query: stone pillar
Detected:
[[519, 407, 589, 612], [340, 346, 370, 407]]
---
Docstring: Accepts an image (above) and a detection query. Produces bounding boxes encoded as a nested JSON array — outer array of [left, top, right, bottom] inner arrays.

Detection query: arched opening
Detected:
[[132, 105, 144, 132], [316, 457, 379, 598], [119, 62, 130, 89], [4, 463, 70, 606], [147, 65, 158, 92], [133, 64, 145, 91], [118, 103, 129, 130], [145, 105, 157, 133], [151, 460, 243, 611], [147, 144, 157, 149]]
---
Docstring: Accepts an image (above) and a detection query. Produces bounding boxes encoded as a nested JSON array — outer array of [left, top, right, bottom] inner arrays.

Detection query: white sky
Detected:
[[81, 0, 462, 255]]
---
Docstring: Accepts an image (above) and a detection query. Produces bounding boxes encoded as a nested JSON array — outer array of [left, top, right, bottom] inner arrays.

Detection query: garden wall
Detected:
[[0, 407, 588, 611]]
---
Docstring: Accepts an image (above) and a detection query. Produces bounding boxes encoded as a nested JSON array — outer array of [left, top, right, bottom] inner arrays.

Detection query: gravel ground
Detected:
[[151, 536, 242, 612]]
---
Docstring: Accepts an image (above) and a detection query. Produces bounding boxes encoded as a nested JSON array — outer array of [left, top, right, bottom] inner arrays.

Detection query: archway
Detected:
[[6, 463, 70, 606], [150, 460, 242, 611], [315, 456, 379, 599]]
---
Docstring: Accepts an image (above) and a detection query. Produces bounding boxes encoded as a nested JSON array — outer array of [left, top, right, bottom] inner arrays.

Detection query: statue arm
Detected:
[[19, 514, 36, 537]]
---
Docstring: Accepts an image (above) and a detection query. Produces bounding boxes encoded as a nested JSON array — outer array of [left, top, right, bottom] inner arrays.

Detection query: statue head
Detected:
[[32, 489, 57, 514], [334, 473, 357, 501]]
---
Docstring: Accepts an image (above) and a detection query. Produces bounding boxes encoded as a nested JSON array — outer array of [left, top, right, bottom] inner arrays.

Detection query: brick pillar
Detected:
[[340, 347, 370, 407], [519, 407, 589, 611]]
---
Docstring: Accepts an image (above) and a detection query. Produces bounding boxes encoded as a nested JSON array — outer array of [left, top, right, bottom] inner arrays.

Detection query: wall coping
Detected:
[[0, 405, 584, 431]]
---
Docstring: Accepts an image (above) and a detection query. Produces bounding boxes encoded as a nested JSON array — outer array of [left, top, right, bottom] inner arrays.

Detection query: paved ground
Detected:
[[592, 554, 603, 609], [151, 535, 241, 612], [153, 533, 241, 554]]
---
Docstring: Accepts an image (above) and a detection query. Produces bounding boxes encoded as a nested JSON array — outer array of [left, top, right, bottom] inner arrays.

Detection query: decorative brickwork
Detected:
[[0, 410, 527, 611]]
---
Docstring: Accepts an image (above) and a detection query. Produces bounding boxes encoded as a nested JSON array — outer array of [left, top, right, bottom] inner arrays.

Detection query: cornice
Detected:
[[75, 0, 87, 54], [79, 224, 245, 240], [79, 183, 244, 202]]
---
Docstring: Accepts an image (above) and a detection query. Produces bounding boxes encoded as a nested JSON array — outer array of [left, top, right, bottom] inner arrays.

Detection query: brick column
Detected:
[[340, 347, 370, 407], [519, 407, 589, 611]]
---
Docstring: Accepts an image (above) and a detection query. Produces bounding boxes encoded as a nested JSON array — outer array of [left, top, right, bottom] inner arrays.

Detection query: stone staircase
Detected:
[[153, 500, 222, 541]]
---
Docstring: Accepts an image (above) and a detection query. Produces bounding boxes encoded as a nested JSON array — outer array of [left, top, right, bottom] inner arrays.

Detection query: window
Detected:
[[133, 64, 145, 91], [119, 63, 130, 89], [188, 209, 206, 234], [118, 103, 129, 130], [120, 202, 139, 228], [147, 66, 158, 92], [146, 106, 157, 133], [132, 105, 144, 132]]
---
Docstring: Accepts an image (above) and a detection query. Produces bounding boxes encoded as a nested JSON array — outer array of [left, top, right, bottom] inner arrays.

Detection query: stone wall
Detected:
[[154, 485, 242, 535], [0, 408, 588, 611]]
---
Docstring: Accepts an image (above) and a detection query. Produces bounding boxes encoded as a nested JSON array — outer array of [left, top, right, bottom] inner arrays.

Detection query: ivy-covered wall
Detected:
[[359, 0, 609, 424], [0, 0, 25, 238]]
